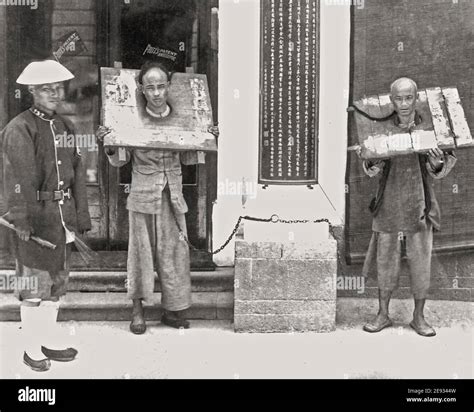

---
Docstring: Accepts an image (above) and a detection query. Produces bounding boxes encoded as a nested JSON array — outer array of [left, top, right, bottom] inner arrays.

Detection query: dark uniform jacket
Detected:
[[1, 107, 91, 272]]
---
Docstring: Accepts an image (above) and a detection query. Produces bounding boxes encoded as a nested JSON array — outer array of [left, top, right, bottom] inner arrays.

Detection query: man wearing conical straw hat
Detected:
[[1, 60, 91, 372]]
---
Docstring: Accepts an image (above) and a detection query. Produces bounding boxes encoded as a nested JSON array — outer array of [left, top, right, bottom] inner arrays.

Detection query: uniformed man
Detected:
[[360, 77, 457, 337], [1, 60, 91, 371]]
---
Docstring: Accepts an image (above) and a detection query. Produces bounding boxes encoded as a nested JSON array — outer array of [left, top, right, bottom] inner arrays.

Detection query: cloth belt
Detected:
[[36, 188, 72, 202]]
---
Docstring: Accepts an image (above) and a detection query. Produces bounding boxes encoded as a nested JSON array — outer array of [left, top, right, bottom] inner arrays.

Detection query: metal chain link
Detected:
[[172, 211, 332, 255]]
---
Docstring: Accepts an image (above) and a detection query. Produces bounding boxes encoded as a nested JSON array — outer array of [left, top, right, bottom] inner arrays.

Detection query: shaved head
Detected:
[[390, 77, 418, 96], [390, 77, 418, 121]]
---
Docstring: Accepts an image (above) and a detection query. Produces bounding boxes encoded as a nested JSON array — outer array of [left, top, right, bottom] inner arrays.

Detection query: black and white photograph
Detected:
[[0, 0, 472, 408]]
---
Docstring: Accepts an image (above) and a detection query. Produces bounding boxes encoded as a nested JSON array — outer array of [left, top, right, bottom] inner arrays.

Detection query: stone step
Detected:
[[0, 250, 217, 271], [0, 267, 234, 293], [0, 291, 234, 322]]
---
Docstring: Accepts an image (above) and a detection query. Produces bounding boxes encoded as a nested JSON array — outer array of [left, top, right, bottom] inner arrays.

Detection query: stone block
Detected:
[[233, 238, 338, 332], [285, 260, 337, 300], [282, 239, 338, 260], [236, 259, 336, 301], [234, 304, 336, 333], [235, 299, 335, 315], [234, 258, 252, 300], [457, 277, 474, 289], [235, 240, 282, 259], [247, 259, 288, 300]]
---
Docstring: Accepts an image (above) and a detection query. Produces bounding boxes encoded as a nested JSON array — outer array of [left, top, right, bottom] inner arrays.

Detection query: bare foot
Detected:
[[363, 313, 393, 333], [410, 316, 436, 337], [130, 300, 146, 335]]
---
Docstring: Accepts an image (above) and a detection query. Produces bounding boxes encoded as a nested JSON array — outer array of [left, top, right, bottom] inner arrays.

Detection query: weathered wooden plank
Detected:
[[353, 96, 385, 158], [352, 87, 473, 159], [101, 68, 217, 151], [411, 90, 438, 152], [426, 87, 456, 148], [364, 95, 392, 158], [366, 96, 386, 136], [442, 87, 473, 147], [378, 93, 413, 155], [353, 97, 371, 146], [377, 94, 393, 117]]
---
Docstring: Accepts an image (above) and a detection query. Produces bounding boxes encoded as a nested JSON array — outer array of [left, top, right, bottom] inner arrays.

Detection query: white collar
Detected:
[[146, 104, 170, 119]]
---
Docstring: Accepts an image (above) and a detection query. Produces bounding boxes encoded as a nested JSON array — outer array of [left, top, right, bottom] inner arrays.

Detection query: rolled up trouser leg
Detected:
[[376, 232, 402, 293]]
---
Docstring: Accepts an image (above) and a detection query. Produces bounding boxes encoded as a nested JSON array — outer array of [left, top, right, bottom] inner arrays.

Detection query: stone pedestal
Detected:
[[234, 238, 337, 333]]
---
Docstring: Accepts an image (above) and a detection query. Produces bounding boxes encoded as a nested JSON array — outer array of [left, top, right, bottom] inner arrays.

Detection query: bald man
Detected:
[[360, 77, 457, 337]]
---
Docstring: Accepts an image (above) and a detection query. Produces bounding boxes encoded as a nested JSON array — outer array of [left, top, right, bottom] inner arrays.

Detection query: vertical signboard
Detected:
[[259, 0, 319, 185]]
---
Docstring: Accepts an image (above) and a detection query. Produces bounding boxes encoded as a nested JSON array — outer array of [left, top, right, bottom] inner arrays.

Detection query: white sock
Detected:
[[20, 301, 46, 360], [41, 300, 70, 350]]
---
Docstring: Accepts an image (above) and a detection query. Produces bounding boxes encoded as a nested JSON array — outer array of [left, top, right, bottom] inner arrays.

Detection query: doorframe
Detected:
[[97, 0, 121, 249]]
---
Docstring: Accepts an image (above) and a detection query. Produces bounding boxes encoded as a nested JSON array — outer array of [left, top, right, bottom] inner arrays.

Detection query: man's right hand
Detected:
[[17, 228, 31, 242]]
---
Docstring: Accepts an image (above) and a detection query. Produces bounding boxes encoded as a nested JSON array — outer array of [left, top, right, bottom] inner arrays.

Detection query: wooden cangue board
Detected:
[[101, 68, 217, 152], [351, 87, 473, 159]]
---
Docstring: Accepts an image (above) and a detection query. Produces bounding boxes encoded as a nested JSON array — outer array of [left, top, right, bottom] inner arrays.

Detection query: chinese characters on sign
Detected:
[[259, 0, 319, 185]]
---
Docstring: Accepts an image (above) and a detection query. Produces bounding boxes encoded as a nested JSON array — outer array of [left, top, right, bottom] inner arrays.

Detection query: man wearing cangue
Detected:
[[97, 62, 218, 335], [359, 77, 456, 337]]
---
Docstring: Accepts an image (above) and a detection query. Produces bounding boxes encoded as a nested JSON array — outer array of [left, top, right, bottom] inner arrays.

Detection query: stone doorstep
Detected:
[[0, 291, 234, 322], [0, 268, 235, 293]]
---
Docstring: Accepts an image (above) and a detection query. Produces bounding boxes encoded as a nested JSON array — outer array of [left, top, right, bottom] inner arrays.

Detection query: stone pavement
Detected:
[[0, 298, 472, 379]]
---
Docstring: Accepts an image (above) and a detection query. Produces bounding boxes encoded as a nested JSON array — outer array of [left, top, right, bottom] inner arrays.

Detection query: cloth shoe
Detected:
[[161, 310, 190, 329], [40, 300, 78, 361], [20, 300, 51, 372]]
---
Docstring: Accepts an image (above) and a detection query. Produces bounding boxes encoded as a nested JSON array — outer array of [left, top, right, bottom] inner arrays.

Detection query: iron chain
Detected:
[[172, 211, 331, 255]]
